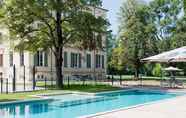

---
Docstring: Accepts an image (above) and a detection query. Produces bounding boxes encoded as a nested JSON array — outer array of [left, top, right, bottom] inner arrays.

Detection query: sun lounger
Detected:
[[175, 80, 184, 88], [160, 80, 171, 88]]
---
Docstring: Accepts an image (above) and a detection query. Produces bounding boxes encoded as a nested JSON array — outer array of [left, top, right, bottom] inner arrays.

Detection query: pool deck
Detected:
[[89, 88, 186, 118]]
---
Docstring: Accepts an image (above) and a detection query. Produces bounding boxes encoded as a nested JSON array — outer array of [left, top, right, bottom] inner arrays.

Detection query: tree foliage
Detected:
[[0, 0, 108, 88], [117, 0, 157, 79], [108, 0, 186, 77], [152, 64, 162, 77], [150, 0, 182, 40]]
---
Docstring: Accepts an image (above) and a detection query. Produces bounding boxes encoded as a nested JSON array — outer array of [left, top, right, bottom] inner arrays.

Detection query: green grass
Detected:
[[0, 84, 121, 102], [61, 84, 120, 93], [0, 90, 54, 102], [37, 84, 121, 93]]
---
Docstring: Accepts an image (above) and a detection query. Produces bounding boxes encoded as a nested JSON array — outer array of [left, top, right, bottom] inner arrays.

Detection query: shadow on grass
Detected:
[[0, 99, 18, 102], [38, 84, 121, 93]]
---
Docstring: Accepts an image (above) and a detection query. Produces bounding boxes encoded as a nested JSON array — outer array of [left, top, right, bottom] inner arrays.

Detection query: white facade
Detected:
[[0, 7, 107, 83]]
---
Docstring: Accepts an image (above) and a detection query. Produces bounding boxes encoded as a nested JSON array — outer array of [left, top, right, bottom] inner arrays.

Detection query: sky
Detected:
[[102, 0, 123, 35], [102, 0, 152, 35]]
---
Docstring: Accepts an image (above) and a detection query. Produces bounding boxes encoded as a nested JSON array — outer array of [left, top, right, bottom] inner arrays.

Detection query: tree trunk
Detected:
[[55, 0, 63, 88], [55, 47, 63, 88], [134, 65, 140, 80], [135, 69, 139, 80]]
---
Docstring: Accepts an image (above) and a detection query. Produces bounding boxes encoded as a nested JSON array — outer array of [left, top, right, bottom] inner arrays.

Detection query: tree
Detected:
[[150, 0, 182, 40], [1, 0, 108, 88], [184, 0, 186, 13], [108, 44, 125, 75], [152, 63, 162, 77], [106, 31, 117, 73], [106, 31, 116, 59], [118, 0, 157, 79], [170, 16, 186, 48]]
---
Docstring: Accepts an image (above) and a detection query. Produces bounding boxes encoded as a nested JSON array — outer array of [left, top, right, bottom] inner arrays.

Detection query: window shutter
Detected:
[[78, 53, 81, 68], [71, 53, 73, 68], [102, 55, 104, 69], [9, 51, 13, 66], [86, 54, 91, 68], [44, 52, 48, 67], [64, 52, 68, 68], [34, 52, 38, 66], [0, 54, 3, 67]]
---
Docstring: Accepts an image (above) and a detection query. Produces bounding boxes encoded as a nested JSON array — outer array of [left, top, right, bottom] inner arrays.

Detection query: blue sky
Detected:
[[102, 0, 151, 34], [102, 0, 123, 34]]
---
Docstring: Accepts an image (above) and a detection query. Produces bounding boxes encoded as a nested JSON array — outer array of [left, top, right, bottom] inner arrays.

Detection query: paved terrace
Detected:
[[89, 89, 186, 118], [0, 83, 44, 93]]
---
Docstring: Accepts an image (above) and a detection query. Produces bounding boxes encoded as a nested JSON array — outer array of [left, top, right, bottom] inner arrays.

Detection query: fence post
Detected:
[[111, 75, 114, 86], [6, 79, 8, 94], [140, 74, 143, 86], [94, 75, 97, 85], [51, 77, 53, 88], [33, 66, 36, 91], [1, 78, 3, 93], [82, 77, 85, 86], [120, 75, 122, 85], [13, 65, 16, 92], [45, 77, 47, 90], [23, 65, 26, 91], [67, 76, 70, 88]]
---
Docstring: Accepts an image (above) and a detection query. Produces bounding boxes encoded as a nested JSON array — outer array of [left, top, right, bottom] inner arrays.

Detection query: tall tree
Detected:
[[0, 0, 108, 88], [108, 44, 125, 75], [106, 31, 116, 66], [118, 0, 157, 79], [150, 0, 182, 40], [184, 0, 186, 13], [169, 0, 186, 49]]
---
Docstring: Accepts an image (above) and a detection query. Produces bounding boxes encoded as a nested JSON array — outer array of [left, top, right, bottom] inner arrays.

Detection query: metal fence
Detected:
[[0, 74, 122, 94], [0, 65, 123, 94]]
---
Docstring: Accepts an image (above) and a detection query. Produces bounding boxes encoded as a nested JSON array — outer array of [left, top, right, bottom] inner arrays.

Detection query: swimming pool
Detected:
[[0, 90, 183, 118]]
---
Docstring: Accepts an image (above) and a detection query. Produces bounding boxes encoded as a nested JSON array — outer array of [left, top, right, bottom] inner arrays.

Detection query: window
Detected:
[[96, 54, 101, 68], [86, 54, 91, 68], [9, 51, 13, 66], [102, 55, 105, 69], [20, 51, 24, 66], [71, 53, 81, 68], [44, 52, 48, 66], [64, 52, 68, 68], [34, 51, 48, 67], [78, 53, 81, 68], [0, 54, 3, 67], [71, 53, 74, 68], [34, 52, 38, 66], [71, 53, 78, 68], [39, 51, 43, 66]]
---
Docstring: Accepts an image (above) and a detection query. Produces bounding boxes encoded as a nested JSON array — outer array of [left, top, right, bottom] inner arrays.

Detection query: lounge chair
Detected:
[[160, 80, 171, 88], [175, 80, 184, 88]]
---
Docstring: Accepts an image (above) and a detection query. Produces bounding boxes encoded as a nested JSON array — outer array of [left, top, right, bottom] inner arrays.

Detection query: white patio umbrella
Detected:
[[142, 46, 186, 62], [163, 66, 182, 81], [163, 66, 182, 71]]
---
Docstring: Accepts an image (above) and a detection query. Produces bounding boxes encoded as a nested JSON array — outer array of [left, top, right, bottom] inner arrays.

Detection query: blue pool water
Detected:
[[0, 90, 183, 118]]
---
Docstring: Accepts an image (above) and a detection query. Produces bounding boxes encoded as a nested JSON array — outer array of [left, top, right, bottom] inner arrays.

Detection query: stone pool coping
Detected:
[[0, 87, 182, 106], [0, 90, 116, 105], [1, 88, 185, 117], [86, 94, 186, 118], [0, 98, 54, 106], [80, 88, 186, 118]]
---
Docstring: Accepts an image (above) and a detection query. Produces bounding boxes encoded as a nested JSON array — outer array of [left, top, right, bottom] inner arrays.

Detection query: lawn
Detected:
[[0, 90, 54, 102], [61, 84, 120, 93], [0, 84, 121, 102]]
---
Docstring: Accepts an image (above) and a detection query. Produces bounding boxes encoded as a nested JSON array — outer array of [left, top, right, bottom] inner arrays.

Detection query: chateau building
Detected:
[[0, 6, 108, 83]]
